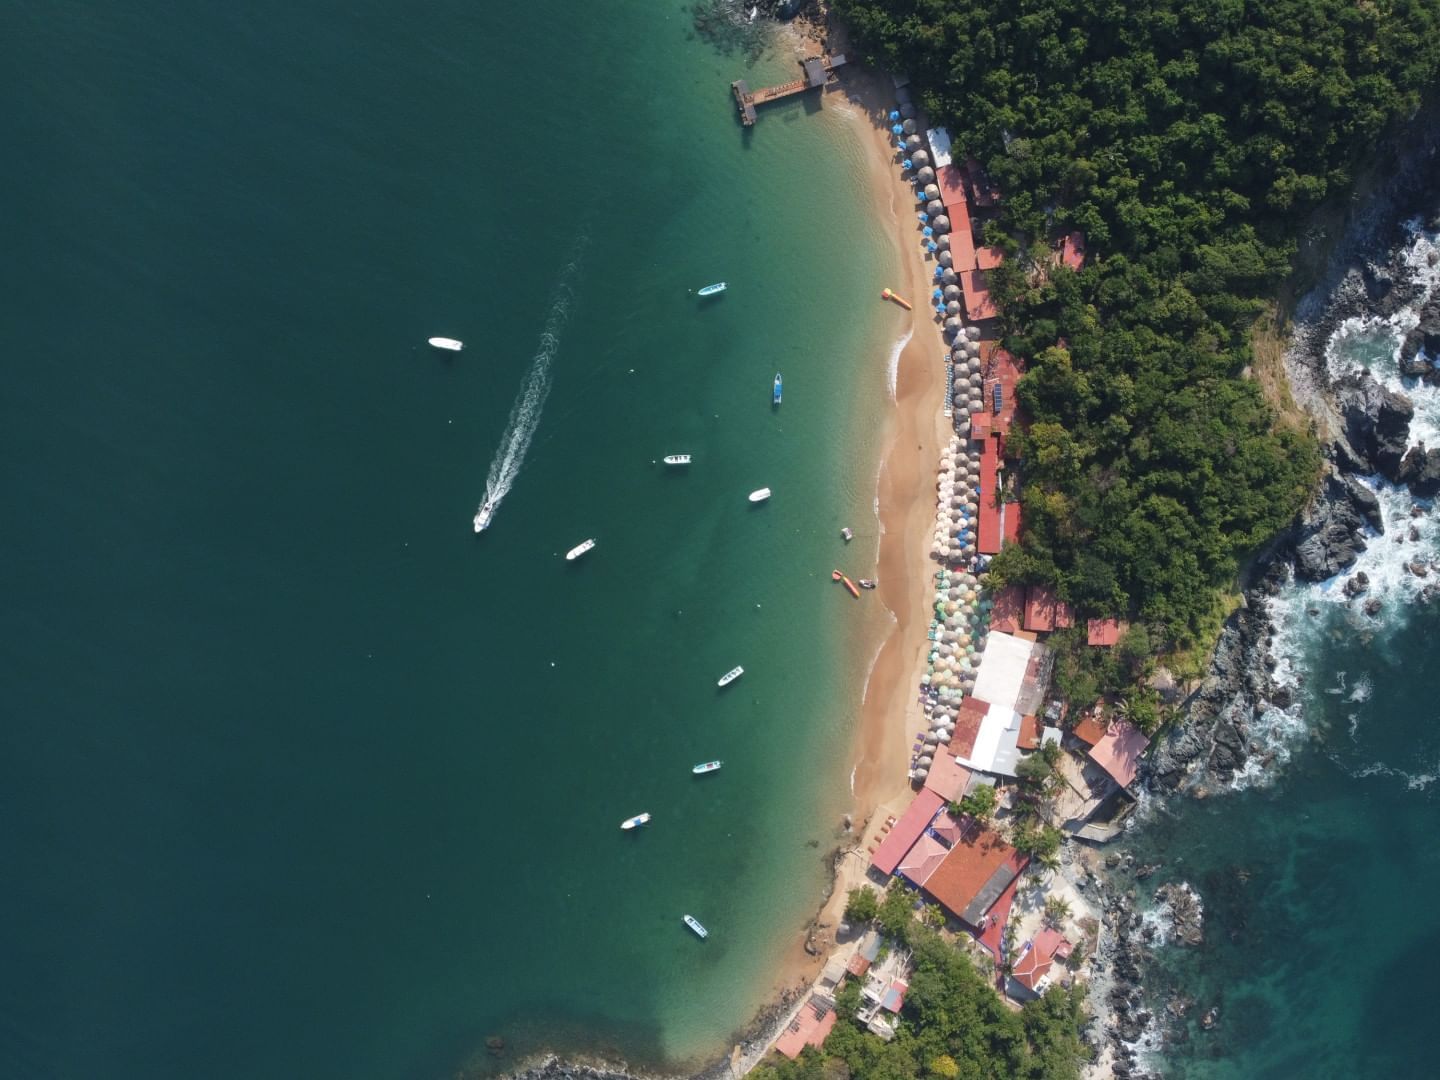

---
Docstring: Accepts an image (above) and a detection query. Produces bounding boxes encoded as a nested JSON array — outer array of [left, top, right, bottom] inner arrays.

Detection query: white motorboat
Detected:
[[566, 538, 596, 561], [428, 337, 463, 351], [717, 666, 744, 687], [748, 487, 771, 503], [692, 761, 723, 775], [663, 454, 692, 466], [683, 914, 709, 938], [474, 501, 494, 532], [697, 283, 726, 297], [621, 812, 651, 830]]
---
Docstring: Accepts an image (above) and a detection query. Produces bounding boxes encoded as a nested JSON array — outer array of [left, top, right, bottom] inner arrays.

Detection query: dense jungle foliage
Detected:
[[750, 915, 1089, 1080], [835, 0, 1440, 646]]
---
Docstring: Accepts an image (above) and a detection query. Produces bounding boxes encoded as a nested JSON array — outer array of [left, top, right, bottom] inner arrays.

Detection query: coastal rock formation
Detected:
[[1151, 883, 1204, 947], [1397, 444, 1440, 496], [1293, 474, 1372, 581], [1335, 370, 1414, 479]]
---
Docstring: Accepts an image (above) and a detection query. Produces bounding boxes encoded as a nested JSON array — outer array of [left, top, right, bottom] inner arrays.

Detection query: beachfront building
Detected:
[[1087, 719, 1150, 790], [774, 994, 837, 1060], [921, 816, 1027, 930], [1007, 927, 1074, 1000], [869, 788, 945, 876]]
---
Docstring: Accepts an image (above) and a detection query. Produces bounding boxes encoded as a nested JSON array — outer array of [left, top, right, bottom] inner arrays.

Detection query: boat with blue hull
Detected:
[[773, 372, 782, 405]]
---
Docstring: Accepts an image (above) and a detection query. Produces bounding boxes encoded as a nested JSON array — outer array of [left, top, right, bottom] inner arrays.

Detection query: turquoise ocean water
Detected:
[[0, 3, 904, 1076], [1132, 224, 1440, 1077]]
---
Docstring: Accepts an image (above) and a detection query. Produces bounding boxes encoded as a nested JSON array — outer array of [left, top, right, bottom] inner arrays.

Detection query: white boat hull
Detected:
[[748, 487, 771, 503], [717, 666, 744, 687], [683, 915, 709, 938], [621, 812, 651, 830], [428, 337, 464, 351], [566, 539, 596, 561], [692, 761, 723, 774], [663, 454, 692, 466], [697, 283, 726, 297]]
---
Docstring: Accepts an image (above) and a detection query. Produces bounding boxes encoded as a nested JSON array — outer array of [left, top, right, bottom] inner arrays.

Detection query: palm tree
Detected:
[[1043, 895, 1072, 929]]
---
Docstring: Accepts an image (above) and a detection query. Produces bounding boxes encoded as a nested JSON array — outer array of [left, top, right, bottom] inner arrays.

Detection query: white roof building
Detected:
[[927, 126, 954, 168]]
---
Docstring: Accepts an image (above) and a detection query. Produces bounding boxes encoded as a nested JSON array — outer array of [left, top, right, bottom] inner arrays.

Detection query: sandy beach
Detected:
[[728, 44, 955, 1038]]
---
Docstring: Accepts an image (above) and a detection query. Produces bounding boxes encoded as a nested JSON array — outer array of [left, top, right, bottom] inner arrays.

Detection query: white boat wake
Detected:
[[474, 255, 583, 531]]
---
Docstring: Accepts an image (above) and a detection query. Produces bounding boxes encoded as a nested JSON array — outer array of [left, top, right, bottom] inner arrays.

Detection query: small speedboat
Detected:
[[663, 454, 692, 466], [773, 373, 782, 405], [859, 579, 877, 589], [841, 527, 854, 541], [748, 487, 771, 503], [693, 760, 723, 775], [566, 538, 596, 561], [474, 501, 494, 532], [621, 812, 651, 830], [683, 914, 709, 938], [428, 337, 463, 351], [697, 283, 727, 297], [717, 666, 744, 687]]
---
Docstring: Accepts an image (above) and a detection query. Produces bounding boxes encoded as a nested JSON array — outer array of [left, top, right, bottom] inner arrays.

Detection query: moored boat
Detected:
[[620, 812, 651, 830], [428, 336, 464, 351], [697, 282, 727, 297], [663, 454, 692, 466], [692, 760, 723, 774], [683, 914, 709, 938], [717, 666, 744, 687], [773, 373, 782, 405], [859, 579, 877, 589], [841, 527, 854, 541], [748, 487, 771, 503], [566, 538, 596, 561]]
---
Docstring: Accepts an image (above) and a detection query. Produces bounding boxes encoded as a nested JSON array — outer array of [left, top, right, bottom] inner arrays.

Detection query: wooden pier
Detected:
[[731, 54, 847, 126]]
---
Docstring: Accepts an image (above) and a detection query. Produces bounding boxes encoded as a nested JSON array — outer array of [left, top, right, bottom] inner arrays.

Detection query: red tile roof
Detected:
[[975, 244, 1005, 271], [937, 163, 969, 214], [898, 832, 950, 889], [1087, 618, 1123, 646], [924, 751, 973, 803], [1023, 585, 1058, 631], [870, 788, 945, 875], [1088, 720, 1150, 788], [1017, 714, 1041, 751], [950, 697, 989, 757], [1071, 714, 1108, 746], [950, 218, 977, 273], [774, 997, 837, 1059], [928, 809, 965, 846], [1001, 499, 1023, 545], [1060, 231, 1086, 270], [977, 438, 1002, 555], [990, 585, 1024, 633], [1012, 928, 1070, 992], [924, 819, 1025, 926], [961, 269, 997, 322]]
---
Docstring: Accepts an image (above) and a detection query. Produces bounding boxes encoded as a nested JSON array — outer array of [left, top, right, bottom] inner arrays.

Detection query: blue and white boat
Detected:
[[683, 914, 709, 938], [773, 373, 782, 405], [698, 282, 727, 297]]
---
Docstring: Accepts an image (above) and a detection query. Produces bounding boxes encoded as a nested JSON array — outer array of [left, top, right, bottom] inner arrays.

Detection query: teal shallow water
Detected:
[[0, 3, 901, 1077]]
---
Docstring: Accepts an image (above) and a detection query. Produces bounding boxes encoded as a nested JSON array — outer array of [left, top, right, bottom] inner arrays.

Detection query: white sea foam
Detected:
[[1344, 758, 1439, 790], [885, 329, 910, 402], [1325, 221, 1440, 447], [475, 253, 584, 527]]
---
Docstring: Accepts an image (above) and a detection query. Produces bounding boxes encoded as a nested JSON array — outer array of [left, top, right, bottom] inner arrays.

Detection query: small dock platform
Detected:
[[732, 55, 847, 126]]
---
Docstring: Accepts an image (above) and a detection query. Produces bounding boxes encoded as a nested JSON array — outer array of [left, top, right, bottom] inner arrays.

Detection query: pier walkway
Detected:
[[732, 54, 847, 126]]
